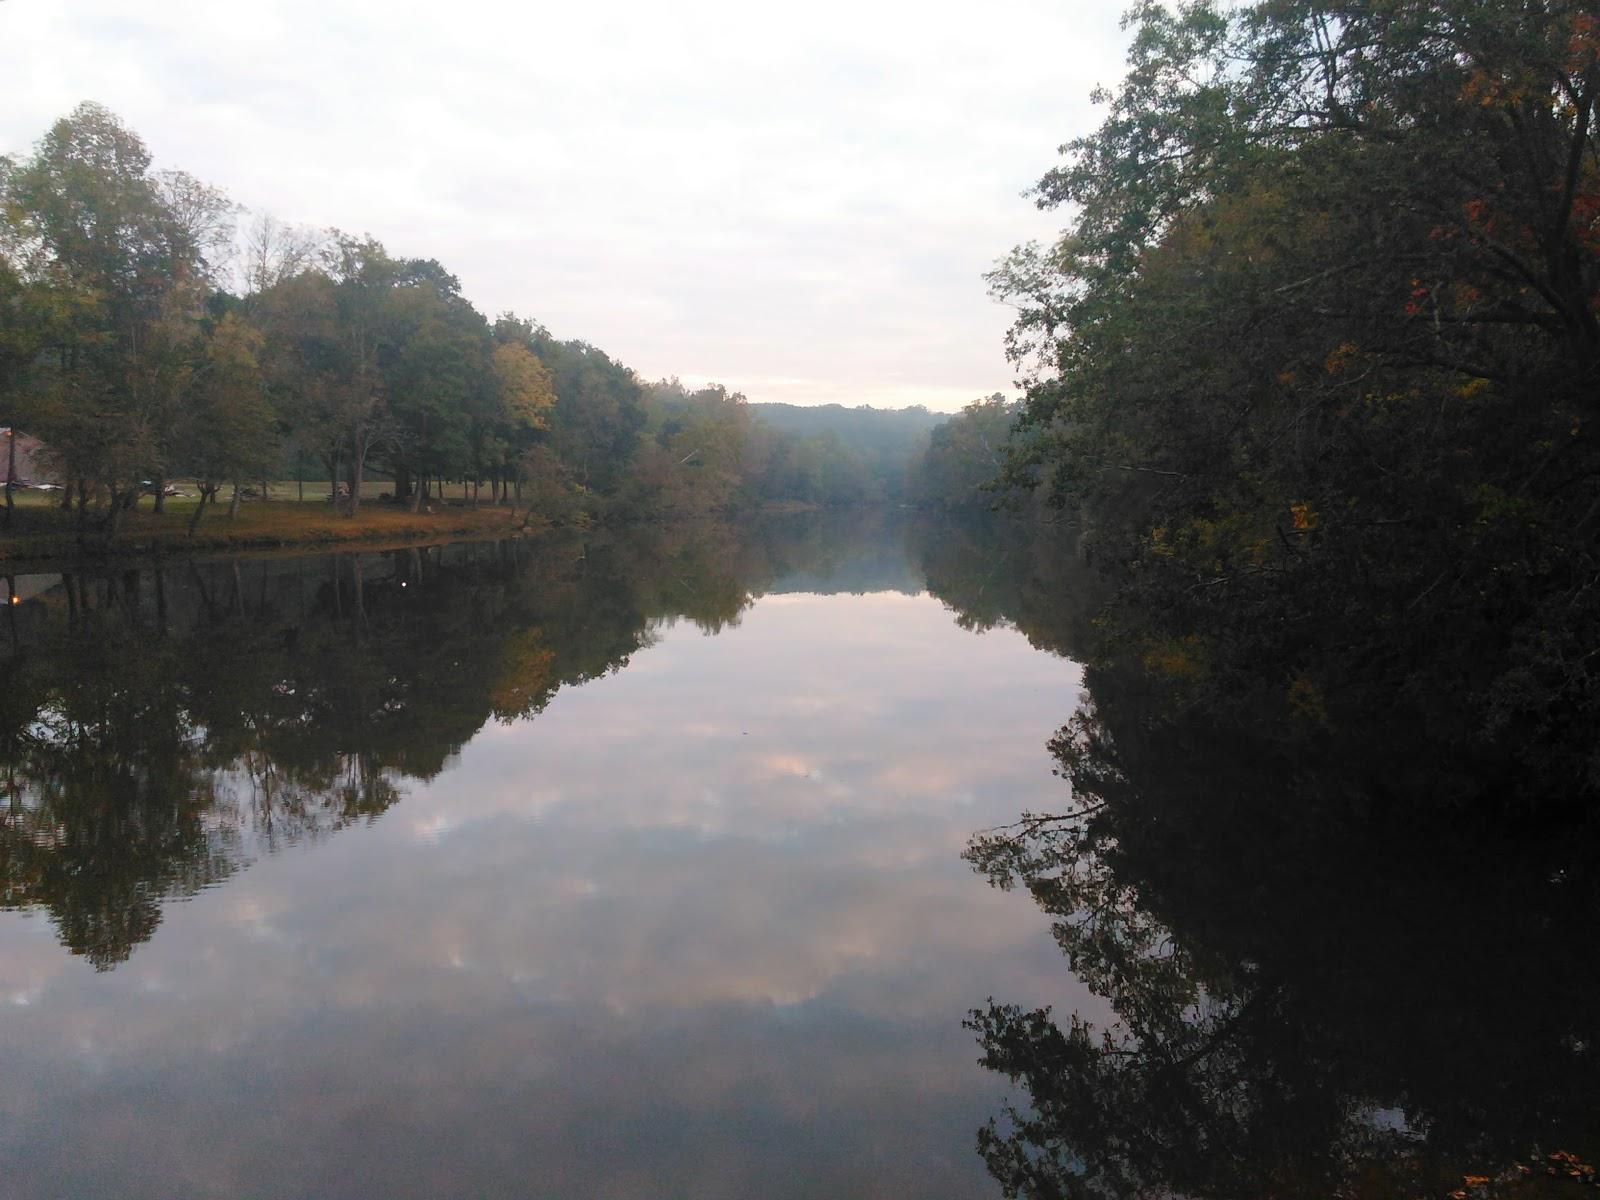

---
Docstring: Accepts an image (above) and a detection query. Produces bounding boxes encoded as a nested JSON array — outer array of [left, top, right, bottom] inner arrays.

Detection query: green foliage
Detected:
[[179, 310, 279, 509], [752, 401, 942, 503], [912, 394, 1021, 508], [630, 379, 754, 515], [990, 0, 1600, 804], [2, 103, 949, 537]]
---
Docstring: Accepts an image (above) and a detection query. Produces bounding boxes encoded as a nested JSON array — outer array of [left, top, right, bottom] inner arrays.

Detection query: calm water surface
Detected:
[[0, 515, 1097, 1199], [6, 514, 1597, 1200]]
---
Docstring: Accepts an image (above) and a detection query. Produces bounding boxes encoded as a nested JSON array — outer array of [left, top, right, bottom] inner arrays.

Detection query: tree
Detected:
[[0, 163, 79, 525], [382, 272, 485, 509], [535, 336, 646, 495], [516, 442, 584, 524], [320, 234, 401, 516], [249, 267, 342, 499], [913, 394, 1018, 509], [630, 379, 754, 515], [1, 103, 239, 532], [241, 212, 322, 295], [485, 327, 557, 504], [3, 103, 166, 521], [993, 0, 1600, 802], [177, 309, 277, 530], [140, 169, 237, 510]]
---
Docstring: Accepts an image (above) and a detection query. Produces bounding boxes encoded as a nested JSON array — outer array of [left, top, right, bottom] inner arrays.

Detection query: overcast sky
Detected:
[[1, 0, 1129, 412]]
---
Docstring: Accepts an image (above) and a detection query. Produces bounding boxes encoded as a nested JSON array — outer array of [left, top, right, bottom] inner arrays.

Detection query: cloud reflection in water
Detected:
[[0, 551, 1101, 1199]]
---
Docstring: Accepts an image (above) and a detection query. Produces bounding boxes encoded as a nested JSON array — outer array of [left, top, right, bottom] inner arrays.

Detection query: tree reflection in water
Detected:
[[0, 513, 914, 970], [930, 517, 1600, 1200]]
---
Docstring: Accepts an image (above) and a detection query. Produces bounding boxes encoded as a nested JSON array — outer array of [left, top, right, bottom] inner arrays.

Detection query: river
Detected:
[[2, 512, 1595, 1199]]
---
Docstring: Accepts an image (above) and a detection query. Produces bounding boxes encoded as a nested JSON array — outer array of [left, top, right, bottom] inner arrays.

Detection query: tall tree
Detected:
[[913, 394, 1017, 509], [320, 235, 400, 516], [140, 169, 236, 510], [249, 266, 343, 497], [382, 264, 486, 508], [486, 319, 557, 506], [241, 213, 322, 295], [2, 103, 234, 530], [992, 0, 1600, 798], [177, 308, 277, 530], [535, 335, 646, 495]]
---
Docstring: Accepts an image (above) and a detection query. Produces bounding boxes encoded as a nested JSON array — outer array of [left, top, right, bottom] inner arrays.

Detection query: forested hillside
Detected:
[[750, 402, 943, 503]]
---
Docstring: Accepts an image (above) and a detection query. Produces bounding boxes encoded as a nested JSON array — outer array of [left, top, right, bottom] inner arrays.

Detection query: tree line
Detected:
[[0, 103, 933, 538], [939, 0, 1600, 810]]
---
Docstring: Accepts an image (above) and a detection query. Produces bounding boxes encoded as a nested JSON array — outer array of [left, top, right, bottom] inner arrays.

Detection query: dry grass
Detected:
[[0, 485, 535, 564]]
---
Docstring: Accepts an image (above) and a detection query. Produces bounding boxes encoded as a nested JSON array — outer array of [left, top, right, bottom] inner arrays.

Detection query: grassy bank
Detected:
[[0, 485, 538, 565]]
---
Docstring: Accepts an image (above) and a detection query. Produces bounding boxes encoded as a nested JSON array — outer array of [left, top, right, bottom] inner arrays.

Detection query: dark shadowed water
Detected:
[[2, 513, 1596, 1200]]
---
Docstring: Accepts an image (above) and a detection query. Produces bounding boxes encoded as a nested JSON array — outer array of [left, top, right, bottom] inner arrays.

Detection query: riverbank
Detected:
[[0, 493, 538, 566], [0, 490, 844, 566]]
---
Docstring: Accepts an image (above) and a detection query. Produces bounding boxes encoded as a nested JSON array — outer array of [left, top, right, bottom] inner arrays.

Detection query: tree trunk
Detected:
[[4, 430, 16, 527], [228, 482, 242, 519], [396, 464, 412, 503], [409, 474, 423, 513], [153, 473, 166, 514], [349, 445, 365, 517], [188, 489, 210, 534]]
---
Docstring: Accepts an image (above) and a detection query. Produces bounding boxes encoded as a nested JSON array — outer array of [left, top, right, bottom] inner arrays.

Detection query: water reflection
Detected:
[[0, 512, 1090, 1199], [16, 511, 1583, 1199], [943, 521, 1600, 1199], [0, 517, 939, 970]]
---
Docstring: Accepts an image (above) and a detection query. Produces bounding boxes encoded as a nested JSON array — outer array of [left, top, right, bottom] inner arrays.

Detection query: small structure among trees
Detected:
[[0, 427, 52, 485]]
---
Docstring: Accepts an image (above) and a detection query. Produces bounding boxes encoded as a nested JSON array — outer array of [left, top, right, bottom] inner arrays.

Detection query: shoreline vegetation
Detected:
[[945, 6, 1600, 1196], [0, 485, 832, 565], [960, 1, 1600, 822], [1, 105, 953, 562], [0, 492, 537, 563]]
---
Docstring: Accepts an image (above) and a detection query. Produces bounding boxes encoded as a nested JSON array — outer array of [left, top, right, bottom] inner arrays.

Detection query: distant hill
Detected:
[[749, 403, 945, 502], [751, 402, 944, 444]]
